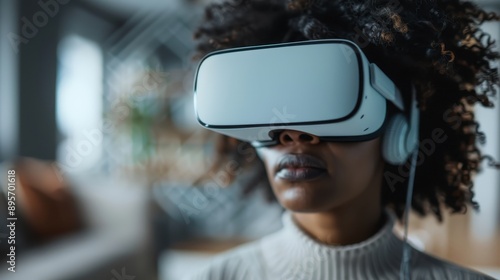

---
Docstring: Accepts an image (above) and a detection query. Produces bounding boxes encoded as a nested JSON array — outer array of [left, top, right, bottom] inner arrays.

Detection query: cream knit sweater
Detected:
[[187, 210, 494, 280]]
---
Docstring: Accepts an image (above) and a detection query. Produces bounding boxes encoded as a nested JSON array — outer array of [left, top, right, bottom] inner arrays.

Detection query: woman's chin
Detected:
[[276, 185, 335, 212]]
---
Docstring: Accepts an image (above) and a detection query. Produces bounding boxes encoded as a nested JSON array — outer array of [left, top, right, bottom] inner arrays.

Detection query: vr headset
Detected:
[[193, 39, 418, 165]]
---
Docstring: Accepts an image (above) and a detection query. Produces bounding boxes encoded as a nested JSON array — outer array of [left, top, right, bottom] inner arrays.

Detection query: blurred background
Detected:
[[0, 0, 499, 279]]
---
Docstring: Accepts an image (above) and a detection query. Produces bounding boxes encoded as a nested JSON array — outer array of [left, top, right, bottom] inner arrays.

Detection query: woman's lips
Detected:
[[275, 154, 327, 181], [276, 167, 326, 181]]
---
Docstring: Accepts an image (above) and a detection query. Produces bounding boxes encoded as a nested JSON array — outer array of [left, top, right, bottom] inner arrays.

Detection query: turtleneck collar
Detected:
[[259, 209, 406, 279]]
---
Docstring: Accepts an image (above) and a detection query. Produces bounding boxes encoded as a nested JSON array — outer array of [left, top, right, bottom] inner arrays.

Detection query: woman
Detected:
[[188, 0, 500, 279]]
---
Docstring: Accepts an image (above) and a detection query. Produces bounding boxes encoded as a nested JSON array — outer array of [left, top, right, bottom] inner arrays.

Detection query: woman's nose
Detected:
[[278, 130, 321, 145]]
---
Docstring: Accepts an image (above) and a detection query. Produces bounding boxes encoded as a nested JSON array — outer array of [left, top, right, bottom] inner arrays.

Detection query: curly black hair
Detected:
[[192, 0, 500, 221]]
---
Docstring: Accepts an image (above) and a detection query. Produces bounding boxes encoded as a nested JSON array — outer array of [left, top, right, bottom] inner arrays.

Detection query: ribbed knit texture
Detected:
[[187, 210, 494, 280]]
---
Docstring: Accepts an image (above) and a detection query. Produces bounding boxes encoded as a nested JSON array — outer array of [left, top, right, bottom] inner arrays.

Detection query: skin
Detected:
[[257, 129, 387, 245]]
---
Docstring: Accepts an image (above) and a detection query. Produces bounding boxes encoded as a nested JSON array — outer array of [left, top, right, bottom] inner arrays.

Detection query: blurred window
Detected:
[[56, 34, 103, 172]]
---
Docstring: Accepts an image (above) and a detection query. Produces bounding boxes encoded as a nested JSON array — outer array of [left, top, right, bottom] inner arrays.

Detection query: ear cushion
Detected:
[[382, 114, 410, 165]]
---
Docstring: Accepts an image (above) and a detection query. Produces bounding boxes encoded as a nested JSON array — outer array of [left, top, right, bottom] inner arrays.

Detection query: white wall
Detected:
[[471, 4, 500, 239]]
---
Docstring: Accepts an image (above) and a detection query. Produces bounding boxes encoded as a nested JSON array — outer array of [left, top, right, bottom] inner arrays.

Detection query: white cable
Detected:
[[400, 146, 418, 280]]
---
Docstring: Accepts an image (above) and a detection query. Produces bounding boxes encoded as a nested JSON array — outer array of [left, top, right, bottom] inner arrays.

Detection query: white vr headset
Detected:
[[193, 39, 419, 165]]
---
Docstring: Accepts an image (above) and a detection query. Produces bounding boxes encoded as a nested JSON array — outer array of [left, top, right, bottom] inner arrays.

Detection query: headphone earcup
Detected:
[[382, 114, 410, 165]]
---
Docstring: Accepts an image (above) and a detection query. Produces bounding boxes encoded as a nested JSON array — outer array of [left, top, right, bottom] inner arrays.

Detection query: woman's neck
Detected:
[[291, 186, 384, 246]]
